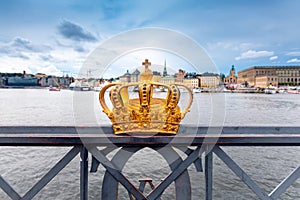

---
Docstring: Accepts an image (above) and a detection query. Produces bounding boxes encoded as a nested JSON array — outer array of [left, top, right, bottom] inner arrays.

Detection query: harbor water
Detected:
[[0, 89, 299, 199]]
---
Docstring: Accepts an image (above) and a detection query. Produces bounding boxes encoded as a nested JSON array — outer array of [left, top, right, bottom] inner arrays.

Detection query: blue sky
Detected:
[[1, 0, 300, 77]]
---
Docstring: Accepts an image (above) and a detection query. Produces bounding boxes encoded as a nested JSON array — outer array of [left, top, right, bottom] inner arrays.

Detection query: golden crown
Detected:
[[99, 59, 193, 134]]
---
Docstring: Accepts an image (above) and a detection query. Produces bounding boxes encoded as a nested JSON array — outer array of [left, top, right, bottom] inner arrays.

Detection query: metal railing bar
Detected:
[[147, 146, 204, 200], [205, 150, 213, 200], [213, 146, 271, 200], [87, 146, 147, 200], [21, 146, 81, 200], [269, 165, 300, 199], [0, 175, 21, 200], [80, 147, 88, 200]]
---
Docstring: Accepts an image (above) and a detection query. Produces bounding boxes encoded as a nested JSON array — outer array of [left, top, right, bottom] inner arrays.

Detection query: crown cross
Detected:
[[142, 59, 151, 69]]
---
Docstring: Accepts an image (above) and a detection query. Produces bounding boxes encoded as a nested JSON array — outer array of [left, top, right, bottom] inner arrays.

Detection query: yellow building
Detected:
[[183, 78, 200, 88], [238, 66, 300, 87], [255, 75, 278, 88], [198, 73, 220, 88]]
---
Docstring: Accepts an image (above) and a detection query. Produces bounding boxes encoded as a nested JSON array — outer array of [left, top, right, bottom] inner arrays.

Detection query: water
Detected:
[[0, 89, 300, 199]]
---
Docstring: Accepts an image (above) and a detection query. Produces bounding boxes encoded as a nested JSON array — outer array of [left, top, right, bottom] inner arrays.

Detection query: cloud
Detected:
[[287, 58, 300, 63], [73, 46, 86, 52], [12, 37, 51, 52], [0, 37, 52, 60], [286, 51, 300, 56], [39, 54, 54, 61], [269, 56, 278, 61], [57, 19, 97, 42], [235, 50, 274, 60]]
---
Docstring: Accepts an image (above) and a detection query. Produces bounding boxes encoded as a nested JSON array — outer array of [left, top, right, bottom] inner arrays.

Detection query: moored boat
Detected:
[[264, 86, 277, 94], [287, 87, 299, 94], [49, 85, 61, 91], [192, 87, 202, 93], [69, 80, 91, 91]]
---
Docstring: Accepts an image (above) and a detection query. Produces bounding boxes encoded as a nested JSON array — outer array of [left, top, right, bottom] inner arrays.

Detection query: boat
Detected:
[[287, 87, 299, 94], [94, 85, 104, 92], [264, 86, 277, 94], [49, 85, 60, 91], [154, 86, 166, 92], [69, 80, 91, 91], [192, 87, 202, 93]]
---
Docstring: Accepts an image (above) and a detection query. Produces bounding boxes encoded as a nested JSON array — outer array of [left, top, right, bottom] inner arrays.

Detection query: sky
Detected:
[[1, 0, 300, 78]]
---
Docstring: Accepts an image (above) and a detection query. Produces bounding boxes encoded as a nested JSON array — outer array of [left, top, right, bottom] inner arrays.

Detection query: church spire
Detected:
[[163, 59, 168, 77]]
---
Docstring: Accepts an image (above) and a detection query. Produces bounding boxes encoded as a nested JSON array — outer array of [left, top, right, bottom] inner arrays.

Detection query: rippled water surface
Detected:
[[0, 89, 299, 199]]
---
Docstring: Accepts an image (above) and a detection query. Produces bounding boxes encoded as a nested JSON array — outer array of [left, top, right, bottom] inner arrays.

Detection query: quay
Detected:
[[0, 126, 300, 199]]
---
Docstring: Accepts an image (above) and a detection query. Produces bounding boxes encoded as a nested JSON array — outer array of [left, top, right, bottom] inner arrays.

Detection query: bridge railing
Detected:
[[0, 126, 299, 200]]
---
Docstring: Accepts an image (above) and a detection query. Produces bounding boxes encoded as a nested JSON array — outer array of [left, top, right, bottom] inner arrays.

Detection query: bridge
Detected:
[[0, 126, 300, 199]]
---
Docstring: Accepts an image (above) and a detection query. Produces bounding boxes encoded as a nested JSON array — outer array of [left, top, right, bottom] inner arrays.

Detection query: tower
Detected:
[[163, 59, 168, 77], [230, 65, 235, 76]]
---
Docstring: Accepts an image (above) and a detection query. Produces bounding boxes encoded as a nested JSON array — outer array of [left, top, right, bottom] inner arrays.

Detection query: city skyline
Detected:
[[1, 1, 300, 77]]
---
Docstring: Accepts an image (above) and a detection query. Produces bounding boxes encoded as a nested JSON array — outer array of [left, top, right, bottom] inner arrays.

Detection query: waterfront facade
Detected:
[[238, 66, 300, 87], [183, 78, 200, 88], [119, 70, 131, 83], [198, 72, 220, 88], [40, 76, 70, 87], [224, 65, 237, 85], [7, 77, 39, 86], [130, 69, 140, 82], [159, 76, 175, 84]]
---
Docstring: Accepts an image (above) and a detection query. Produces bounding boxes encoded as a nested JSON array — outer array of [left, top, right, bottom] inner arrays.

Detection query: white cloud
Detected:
[[206, 42, 258, 52], [287, 58, 300, 63], [269, 56, 278, 61], [235, 50, 274, 60], [286, 51, 300, 56]]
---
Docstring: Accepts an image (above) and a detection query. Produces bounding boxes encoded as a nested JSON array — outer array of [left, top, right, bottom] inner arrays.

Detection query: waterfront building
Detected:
[[198, 72, 220, 88], [255, 74, 278, 88], [7, 77, 39, 86], [159, 76, 175, 84], [40, 76, 71, 87], [175, 69, 186, 83], [238, 66, 300, 87], [183, 78, 200, 88], [224, 65, 237, 85], [130, 69, 140, 82], [152, 71, 162, 82], [119, 70, 131, 83]]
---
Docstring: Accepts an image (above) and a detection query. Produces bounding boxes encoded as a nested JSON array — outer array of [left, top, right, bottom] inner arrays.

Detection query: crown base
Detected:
[[112, 121, 180, 135]]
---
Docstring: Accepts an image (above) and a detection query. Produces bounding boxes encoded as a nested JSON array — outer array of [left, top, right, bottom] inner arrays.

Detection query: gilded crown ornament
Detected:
[[99, 59, 193, 134]]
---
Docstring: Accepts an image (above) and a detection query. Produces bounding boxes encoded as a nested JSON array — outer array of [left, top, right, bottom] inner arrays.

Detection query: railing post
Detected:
[[80, 146, 88, 200], [205, 146, 213, 200]]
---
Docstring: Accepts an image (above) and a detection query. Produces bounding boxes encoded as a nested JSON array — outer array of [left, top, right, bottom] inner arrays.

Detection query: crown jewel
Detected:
[[99, 59, 193, 134]]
